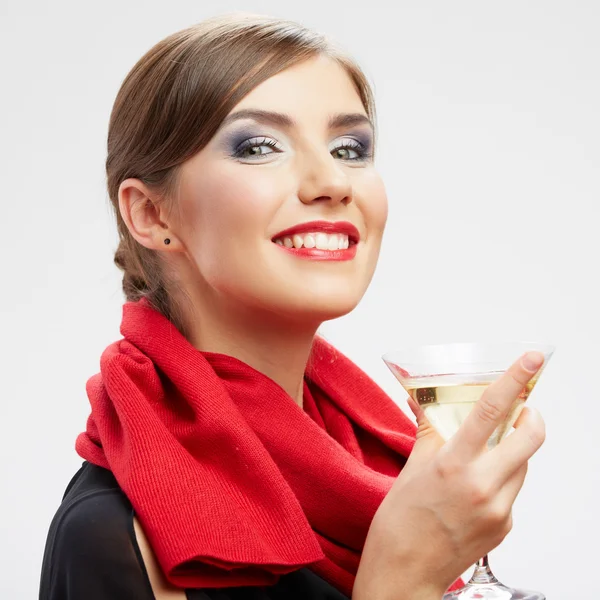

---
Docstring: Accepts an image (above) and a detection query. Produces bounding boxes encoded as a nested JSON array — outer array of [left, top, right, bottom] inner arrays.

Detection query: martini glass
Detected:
[[383, 342, 554, 600]]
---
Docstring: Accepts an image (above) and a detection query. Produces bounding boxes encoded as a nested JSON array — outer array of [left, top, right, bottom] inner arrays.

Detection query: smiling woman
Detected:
[[38, 12, 545, 600], [150, 55, 386, 363]]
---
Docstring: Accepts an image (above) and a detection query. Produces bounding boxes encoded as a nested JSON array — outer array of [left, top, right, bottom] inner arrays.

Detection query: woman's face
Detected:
[[175, 55, 388, 323]]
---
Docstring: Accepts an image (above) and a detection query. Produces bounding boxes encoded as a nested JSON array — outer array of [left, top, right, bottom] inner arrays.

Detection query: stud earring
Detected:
[[164, 238, 171, 245]]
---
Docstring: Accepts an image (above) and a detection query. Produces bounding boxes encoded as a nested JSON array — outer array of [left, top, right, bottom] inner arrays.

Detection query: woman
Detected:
[[39, 13, 546, 600]]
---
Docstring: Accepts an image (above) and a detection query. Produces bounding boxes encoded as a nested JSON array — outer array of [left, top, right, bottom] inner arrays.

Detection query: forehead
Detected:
[[232, 55, 366, 119]]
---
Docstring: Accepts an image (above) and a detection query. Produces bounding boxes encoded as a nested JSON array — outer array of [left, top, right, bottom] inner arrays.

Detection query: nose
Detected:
[[297, 151, 353, 207]]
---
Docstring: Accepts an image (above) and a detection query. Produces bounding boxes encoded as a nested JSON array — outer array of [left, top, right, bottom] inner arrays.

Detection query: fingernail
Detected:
[[522, 351, 544, 372]]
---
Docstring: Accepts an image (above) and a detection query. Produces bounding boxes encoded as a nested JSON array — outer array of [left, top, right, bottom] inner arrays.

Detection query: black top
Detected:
[[39, 462, 350, 600]]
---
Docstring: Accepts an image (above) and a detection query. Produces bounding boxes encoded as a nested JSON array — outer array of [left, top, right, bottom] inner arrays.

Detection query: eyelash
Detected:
[[233, 137, 281, 159], [233, 136, 372, 162], [332, 138, 372, 161]]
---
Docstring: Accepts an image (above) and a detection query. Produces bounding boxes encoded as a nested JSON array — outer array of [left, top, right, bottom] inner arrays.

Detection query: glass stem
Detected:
[[468, 555, 499, 585]]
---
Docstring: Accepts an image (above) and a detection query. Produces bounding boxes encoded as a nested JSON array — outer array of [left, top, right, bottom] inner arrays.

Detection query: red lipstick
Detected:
[[271, 220, 360, 262], [272, 220, 360, 243]]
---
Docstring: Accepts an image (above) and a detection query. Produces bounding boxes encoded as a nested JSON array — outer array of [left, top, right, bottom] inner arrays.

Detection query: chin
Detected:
[[264, 287, 364, 324], [219, 271, 372, 325]]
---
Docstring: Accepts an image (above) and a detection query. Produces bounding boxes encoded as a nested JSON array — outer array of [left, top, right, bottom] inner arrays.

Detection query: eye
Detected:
[[233, 137, 283, 160], [330, 137, 371, 161]]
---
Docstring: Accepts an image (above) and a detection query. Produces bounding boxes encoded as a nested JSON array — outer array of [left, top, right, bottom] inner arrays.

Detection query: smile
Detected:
[[274, 232, 350, 250], [271, 220, 359, 261]]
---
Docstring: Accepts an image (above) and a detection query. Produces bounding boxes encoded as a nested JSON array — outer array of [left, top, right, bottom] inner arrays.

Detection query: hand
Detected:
[[353, 351, 546, 600]]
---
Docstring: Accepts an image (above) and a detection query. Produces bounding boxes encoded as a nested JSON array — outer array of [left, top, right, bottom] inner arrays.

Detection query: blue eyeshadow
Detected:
[[348, 130, 374, 152], [218, 126, 265, 153], [217, 124, 374, 155]]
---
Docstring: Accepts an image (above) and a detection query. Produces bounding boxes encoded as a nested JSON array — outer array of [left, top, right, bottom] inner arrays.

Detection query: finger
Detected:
[[490, 462, 528, 510], [405, 397, 444, 467], [479, 464, 527, 546], [450, 351, 544, 459], [407, 397, 433, 435], [407, 396, 424, 423], [479, 406, 545, 483], [408, 397, 443, 440]]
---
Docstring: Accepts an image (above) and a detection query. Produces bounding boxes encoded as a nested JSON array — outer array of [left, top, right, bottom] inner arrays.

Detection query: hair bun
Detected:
[[114, 240, 149, 299]]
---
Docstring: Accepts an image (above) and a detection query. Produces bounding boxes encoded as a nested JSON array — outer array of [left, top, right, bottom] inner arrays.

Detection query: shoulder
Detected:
[[43, 461, 136, 559], [39, 462, 155, 599], [40, 463, 348, 600]]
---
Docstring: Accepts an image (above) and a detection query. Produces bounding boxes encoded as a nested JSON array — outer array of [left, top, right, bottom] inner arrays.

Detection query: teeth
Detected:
[[315, 233, 329, 250], [304, 234, 316, 249], [274, 232, 351, 250]]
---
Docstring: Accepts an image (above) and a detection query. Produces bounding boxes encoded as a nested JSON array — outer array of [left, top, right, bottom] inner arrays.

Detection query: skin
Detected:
[[354, 355, 546, 599], [119, 55, 387, 407], [121, 57, 386, 596], [118, 55, 547, 599]]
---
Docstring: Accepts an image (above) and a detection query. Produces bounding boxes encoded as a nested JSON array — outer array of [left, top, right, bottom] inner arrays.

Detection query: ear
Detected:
[[118, 178, 183, 251]]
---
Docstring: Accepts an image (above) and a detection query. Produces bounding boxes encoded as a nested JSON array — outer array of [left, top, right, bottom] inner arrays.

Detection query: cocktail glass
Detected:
[[383, 342, 554, 600]]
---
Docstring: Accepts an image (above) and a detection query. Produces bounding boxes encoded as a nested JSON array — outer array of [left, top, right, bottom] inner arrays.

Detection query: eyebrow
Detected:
[[220, 109, 374, 132]]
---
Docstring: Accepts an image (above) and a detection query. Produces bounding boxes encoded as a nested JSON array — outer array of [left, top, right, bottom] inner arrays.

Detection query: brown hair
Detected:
[[107, 13, 376, 336]]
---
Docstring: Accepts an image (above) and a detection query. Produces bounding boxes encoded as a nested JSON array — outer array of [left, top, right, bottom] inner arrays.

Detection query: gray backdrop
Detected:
[[1, 0, 598, 597]]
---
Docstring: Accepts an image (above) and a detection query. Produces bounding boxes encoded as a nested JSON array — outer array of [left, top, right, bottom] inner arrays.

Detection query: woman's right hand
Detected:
[[352, 351, 547, 600]]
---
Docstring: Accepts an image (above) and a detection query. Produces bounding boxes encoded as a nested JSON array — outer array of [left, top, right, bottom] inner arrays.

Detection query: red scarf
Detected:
[[76, 299, 457, 596]]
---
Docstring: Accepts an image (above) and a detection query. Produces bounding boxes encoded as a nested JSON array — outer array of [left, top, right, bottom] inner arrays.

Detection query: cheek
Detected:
[[189, 169, 272, 234], [375, 189, 389, 231], [180, 165, 284, 279], [358, 171, 388, 239]]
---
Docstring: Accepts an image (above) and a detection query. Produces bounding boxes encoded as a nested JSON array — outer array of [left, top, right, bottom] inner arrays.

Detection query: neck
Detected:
[[180, 293, 319, 407]]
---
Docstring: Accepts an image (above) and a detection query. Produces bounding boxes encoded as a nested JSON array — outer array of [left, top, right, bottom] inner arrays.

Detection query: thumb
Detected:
[[407, 397, 439, 440], [406, 397, 445, 462], [387, 398, 445, 493]]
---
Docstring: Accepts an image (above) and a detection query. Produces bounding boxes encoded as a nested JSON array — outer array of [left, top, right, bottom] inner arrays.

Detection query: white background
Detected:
[[1, 0, 598, 597]]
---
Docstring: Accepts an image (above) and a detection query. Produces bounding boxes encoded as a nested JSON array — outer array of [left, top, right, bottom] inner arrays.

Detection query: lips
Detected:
[[271, 220, 360, 244], [271, 220, 360, 262]]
